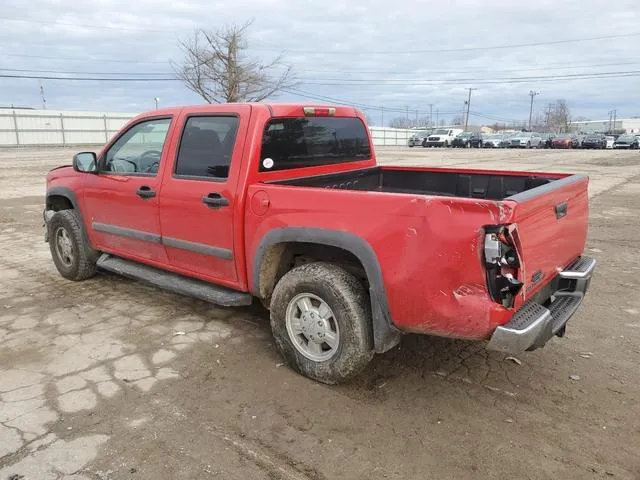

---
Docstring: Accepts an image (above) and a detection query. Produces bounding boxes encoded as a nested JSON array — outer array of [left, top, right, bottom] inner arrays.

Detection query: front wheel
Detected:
[[270, 262, 373, 384], [48, 210, 98, 281]]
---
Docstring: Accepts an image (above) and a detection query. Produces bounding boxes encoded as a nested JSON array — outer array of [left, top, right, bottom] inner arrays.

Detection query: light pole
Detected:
[[154, 97, 160, 109], [464, 88, 477, 131], [528, 91, 539, 130]]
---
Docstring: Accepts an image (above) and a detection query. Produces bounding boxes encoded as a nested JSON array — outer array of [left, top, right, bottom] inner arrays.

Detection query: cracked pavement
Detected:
[[0, 147, 639, 479]]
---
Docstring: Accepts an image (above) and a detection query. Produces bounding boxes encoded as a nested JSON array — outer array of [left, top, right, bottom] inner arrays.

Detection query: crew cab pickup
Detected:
[[44, 103, 596, 384]]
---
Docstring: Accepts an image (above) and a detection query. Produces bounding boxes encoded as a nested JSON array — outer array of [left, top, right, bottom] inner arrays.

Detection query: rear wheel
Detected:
[[48, 210, 98, 281], [270, 262, 373, 384]]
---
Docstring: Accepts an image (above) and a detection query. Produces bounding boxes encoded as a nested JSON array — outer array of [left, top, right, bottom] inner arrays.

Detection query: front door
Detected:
[[82, 116, 173, 264], [158, 108, 250, 288]]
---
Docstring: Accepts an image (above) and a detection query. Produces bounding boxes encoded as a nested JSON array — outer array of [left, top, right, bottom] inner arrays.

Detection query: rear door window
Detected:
[[175, 116, 239, 180], [260, 117, 371, 172]]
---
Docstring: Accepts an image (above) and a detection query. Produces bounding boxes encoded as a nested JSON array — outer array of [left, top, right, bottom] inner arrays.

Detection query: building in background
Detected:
[[571, 118, 640, 134]]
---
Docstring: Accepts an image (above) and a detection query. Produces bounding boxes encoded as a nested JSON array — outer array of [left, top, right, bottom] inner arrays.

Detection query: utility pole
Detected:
[[464, 88, 477, 131], [415, 110, 418, 125], [607, 110, 613, 133], [436, 109, 439, 126], [381, 106, 384, 128], [154, 97, 160, 109], [613, 109, 617, 133], [429, 104, 433, 127], [39, 82, 47, 110], [528, 91, 539, 131]]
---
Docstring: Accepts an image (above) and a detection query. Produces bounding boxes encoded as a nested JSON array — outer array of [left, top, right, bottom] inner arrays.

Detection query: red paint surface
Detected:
[[47, 103, 590, 340]]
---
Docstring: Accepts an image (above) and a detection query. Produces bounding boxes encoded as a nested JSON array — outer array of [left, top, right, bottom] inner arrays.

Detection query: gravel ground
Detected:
[[0, 146, 639, 480]]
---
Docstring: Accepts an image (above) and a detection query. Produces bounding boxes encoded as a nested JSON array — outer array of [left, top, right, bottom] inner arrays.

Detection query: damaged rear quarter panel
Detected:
[[246, 185, 512, 340]]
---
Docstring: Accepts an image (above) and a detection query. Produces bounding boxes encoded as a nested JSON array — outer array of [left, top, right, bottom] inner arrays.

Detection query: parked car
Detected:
[[423, 128, 463, 147], [43, 103, 595, 384], [613, 134, 639, 149], [541, 133, 555, 149], [408, 130, 430, 148], [551, 134, 579, 149], [483, 134, 505, 148], [605, 136, 615, 149], [575, 134, 587, 148], [581, 134, 607, 149], [508, 132, 543, 148], [452, 131, 483, 148]]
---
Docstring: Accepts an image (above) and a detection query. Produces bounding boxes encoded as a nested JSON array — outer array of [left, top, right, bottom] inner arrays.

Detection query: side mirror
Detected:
[[73, 152, 97, 173]]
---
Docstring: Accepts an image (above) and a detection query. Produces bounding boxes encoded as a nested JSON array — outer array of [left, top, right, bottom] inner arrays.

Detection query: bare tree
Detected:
[[172, 20, 297, 103], [546, 100, 572, 133], [451, 115, 464, 126]]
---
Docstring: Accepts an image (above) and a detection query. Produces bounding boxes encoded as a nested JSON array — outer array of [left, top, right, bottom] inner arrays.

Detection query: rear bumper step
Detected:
[[486, 256, 596, 354]]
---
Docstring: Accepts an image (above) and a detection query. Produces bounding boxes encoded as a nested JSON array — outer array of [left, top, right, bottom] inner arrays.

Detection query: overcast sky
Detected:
[[1, 0, 639, 125]]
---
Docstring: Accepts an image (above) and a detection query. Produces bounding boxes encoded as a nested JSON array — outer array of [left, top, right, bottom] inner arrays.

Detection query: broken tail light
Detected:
[[484, 225, 523, 308]]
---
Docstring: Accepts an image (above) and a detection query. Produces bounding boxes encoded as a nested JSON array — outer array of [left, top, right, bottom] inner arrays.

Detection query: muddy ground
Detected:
[[0, 146, 639, 479]]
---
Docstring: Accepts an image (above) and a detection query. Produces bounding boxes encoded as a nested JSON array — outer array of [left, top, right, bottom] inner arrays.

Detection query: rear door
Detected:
[[158, 106, 251, 288], [506, 175, 589, 301]]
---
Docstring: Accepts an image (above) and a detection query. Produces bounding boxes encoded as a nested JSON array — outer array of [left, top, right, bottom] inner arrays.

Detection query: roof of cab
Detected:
[[134, 103, 361, 119]]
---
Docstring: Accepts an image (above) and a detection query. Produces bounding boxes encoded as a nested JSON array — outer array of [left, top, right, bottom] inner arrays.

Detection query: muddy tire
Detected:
[[270, 262, 373, 384], [48, 209, 98, 281]]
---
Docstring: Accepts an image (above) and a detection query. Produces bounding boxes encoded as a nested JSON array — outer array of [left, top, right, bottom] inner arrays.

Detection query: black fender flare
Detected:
[[46, 186, 79, 209], [45, 187, 92, 247], [252, 227, 401, 353]]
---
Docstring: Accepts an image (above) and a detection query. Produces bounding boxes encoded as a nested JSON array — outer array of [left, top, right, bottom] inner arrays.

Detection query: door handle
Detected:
[[136, 185, 156, 199], [202, 193, 229, 208]]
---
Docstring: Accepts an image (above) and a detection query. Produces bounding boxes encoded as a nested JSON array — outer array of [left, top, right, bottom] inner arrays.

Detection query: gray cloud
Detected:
[[1, 0, 639, 124]]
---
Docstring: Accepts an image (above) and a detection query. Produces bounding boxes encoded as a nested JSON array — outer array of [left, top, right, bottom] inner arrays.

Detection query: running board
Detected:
[[97, 254, 252, 307]]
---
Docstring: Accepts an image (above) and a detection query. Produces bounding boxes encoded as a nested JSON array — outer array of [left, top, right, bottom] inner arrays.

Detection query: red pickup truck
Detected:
[[44, 103, 596, 384]]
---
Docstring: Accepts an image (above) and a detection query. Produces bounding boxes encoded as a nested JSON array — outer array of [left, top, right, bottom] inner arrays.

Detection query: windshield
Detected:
[[516, 132, 532, 138], [433, 129, 450, 135], [457, 132, 473, 138], [411, 131, 428, 137], [617, 135, 634, 141], [555, 134, 571, 139], [486, 135, 502, 140]]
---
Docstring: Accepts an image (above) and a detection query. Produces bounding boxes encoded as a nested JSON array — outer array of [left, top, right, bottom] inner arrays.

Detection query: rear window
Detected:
[[260, 117, 371, 172]]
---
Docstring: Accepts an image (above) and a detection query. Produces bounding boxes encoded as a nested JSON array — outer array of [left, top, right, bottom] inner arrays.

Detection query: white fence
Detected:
[[368, 127, 414, 146], [0, 109, 415, 147], [0, 109, 135, 147]]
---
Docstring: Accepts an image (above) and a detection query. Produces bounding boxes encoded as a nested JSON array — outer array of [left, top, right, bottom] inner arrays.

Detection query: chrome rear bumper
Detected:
[[487, 256, 596, 354]]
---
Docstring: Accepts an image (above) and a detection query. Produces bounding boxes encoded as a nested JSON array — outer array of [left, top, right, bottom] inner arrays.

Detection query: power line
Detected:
[[0, 67, 174, 76], [5, 69, 640, 87], [297, 70, 640, 86], [5, 60, 640, 78], [0, 74, 178, 81], [0, 16, 170, 32], [3, 53, 169, 64], [2, 16, 638, 54], [291, 60, 640, 75], [272, 32, 640, 55]]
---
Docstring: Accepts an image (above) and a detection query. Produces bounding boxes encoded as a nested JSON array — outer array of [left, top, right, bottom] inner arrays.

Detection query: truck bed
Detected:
[[272, 166, 558, 200]]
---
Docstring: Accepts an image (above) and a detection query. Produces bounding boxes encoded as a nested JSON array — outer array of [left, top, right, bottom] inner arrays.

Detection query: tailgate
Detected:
[[507, 174, 589, 302]]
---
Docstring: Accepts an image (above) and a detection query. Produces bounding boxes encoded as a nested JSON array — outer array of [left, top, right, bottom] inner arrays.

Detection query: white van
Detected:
[[424, 128, 464, 147]]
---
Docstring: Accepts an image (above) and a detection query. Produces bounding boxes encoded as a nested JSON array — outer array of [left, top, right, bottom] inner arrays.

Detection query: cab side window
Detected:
[[174, 116, 239, 180], [103, 118, 171, 175]]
